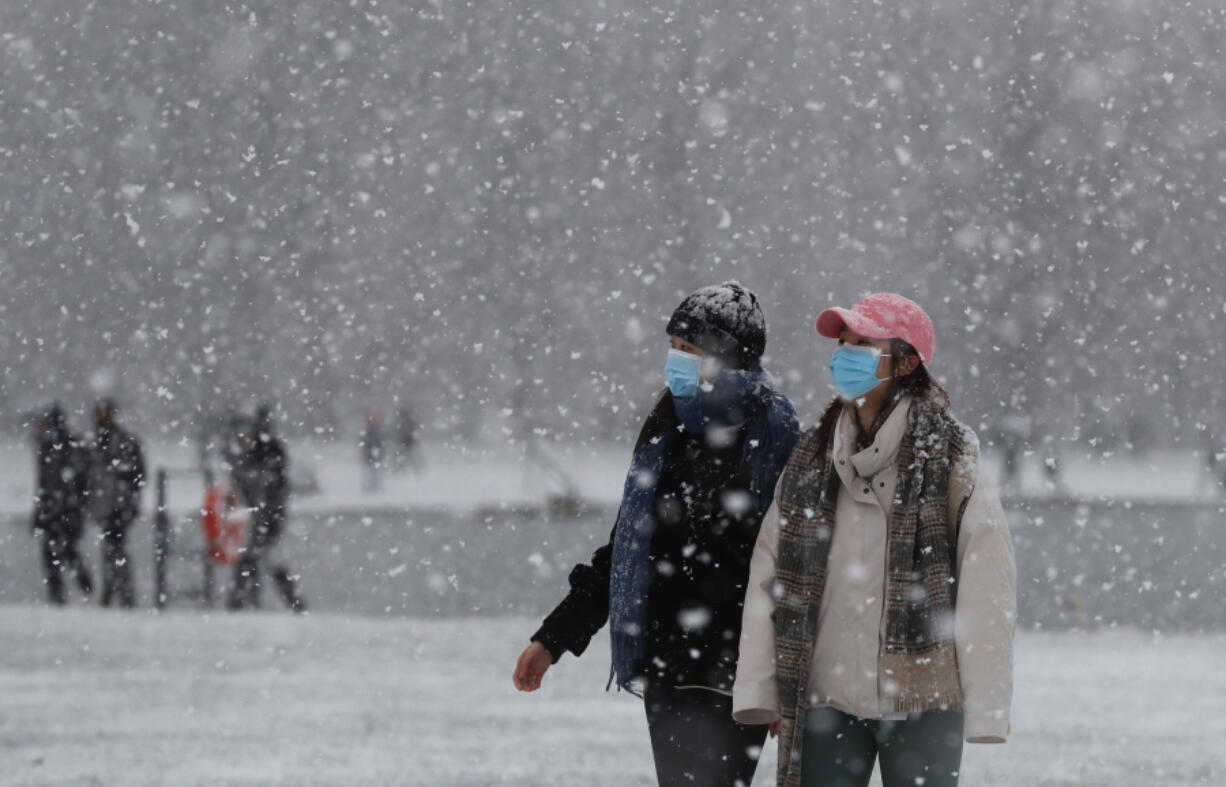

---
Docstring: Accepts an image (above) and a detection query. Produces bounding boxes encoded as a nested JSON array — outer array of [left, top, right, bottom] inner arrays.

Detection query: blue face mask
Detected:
[[829, 344, 892, 400], [664, 349, 702, 398]]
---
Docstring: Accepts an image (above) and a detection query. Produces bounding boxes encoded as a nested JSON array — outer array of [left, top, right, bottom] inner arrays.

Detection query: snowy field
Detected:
[[1, 607, 1223, 787], [4, 434, 1225, 784]]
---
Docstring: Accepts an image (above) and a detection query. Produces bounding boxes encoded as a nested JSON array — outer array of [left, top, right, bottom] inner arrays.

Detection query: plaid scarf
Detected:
[[772, 392, 976, 787]]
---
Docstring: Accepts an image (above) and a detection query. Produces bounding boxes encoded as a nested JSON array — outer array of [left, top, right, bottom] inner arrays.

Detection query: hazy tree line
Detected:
[[1, 0, 1222, 452]]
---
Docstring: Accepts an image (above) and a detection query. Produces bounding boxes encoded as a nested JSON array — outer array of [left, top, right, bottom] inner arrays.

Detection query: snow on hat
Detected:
[[666, 281, 766, 370], [816, 292, 936, 364]]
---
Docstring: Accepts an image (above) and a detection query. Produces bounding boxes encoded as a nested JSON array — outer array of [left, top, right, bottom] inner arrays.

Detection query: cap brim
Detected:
[[816, 307, 891, 340]]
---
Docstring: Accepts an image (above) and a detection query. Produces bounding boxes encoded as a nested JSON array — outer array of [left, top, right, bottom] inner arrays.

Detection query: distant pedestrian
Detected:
[[360, 413, 385, 493], [227, 404, 305, 612], [996, 413, 1031, 494], [1039, 434, 1065, 496], [395, 405, 423, 472], [90, 399, 146, 608], [1200, 431, 1223, 496], [32, 404, 93, 605]]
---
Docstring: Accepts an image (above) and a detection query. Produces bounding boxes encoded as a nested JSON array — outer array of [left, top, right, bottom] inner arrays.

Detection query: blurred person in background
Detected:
[[360, 412, 386, 494], [227, 403, 305, 613], [89, 399, 146, 608], [395, 404, 423, 473], [1200, 430, 1223, 496], [32, 403, 93, 605]]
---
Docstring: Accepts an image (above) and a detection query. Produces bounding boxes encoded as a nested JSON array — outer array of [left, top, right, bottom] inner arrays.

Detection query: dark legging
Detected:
[[227, 507, 304, 612], [37, 528, 92, 605], [100, 513, 136, 608], [643, 683, 767, 787], [801, 707, 964, 787]]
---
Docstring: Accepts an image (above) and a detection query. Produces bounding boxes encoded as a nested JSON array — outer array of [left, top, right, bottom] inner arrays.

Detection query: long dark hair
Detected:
[[888, 338, 949, 409]]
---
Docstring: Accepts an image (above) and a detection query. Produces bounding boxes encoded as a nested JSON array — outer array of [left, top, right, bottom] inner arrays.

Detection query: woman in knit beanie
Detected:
[[514, 282, 800, 787]]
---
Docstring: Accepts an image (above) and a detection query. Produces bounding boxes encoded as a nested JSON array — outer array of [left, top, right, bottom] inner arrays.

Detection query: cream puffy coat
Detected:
[[731, 400, 1017, 742]]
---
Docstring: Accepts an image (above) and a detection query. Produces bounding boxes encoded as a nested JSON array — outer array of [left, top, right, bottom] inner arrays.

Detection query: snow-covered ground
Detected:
[[0, 436, 1220, 519], [1, 607, 1223, 787]]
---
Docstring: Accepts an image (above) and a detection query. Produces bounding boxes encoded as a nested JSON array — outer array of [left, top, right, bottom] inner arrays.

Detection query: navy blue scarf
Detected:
[[607, 370, 800, 693]]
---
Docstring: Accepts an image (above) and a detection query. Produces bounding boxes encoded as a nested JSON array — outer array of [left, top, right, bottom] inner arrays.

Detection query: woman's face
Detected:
[[836, 328, 920, 380], [837, 328, 894, 380], [668, 335, 724, 382]]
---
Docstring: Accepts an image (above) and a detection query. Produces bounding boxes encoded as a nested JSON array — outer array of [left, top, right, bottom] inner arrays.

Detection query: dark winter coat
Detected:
[[34, 424, 91, 537], [91, 425, 146, 523], [233, 436, 289, 519], [532, 391, 794, 693]]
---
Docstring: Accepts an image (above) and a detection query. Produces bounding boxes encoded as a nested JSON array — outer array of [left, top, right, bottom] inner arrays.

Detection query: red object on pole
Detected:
[[201, 484, 247, 566]]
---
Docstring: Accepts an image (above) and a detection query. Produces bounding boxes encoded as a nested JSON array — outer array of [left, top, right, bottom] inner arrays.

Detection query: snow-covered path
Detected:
[[0, 607, 1223, 786]]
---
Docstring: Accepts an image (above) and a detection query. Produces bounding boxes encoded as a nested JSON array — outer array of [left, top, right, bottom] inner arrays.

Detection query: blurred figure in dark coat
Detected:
[[32, 403, 93, 605], [227, 403, 305, 612], [360, 412, 385, 493], [90, 399, 146, 607]]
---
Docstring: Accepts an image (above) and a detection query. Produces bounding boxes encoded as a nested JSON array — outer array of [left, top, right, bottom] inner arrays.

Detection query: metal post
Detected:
[[202, 464, 215, 607], [202, 545, 214, 607], [153, 468, 169, 609]]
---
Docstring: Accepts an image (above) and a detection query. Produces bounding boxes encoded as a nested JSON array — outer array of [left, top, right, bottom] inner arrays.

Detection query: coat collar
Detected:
[[834, 396, 913, 479]]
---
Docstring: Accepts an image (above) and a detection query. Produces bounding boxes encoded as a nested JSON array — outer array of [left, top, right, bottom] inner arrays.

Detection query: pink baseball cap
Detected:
[[816, 293, 936, 364]]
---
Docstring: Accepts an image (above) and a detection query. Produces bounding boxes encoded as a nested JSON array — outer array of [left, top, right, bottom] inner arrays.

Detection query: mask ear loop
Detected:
[[878, 353, 894, 383]]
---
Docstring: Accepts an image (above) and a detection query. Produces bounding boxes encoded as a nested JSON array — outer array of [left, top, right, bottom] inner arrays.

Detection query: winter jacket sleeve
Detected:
[[72, 441, 92, 501], [530, 523, 616, 662], [731, 479, 783, 726], [129, 436, 146, 489], [269, 441, 289, 503], [131, 436, 146, 515], [954, 453, 1017, 744]]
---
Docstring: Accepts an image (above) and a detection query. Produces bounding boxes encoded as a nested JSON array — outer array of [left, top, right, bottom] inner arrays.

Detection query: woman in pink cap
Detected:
[[731, 293, 1017, 787]]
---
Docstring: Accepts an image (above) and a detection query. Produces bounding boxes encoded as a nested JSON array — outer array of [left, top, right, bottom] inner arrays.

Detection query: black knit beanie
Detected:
[[665, 281, 766, 370]]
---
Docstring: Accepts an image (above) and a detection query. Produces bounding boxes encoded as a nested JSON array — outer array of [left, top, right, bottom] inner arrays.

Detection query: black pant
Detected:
[[36, 525, 92, 605], [643, 683, 767, 787], [100, 512, 136, 608], [228, 506, 304, 612], [801, 707, 964, 787]]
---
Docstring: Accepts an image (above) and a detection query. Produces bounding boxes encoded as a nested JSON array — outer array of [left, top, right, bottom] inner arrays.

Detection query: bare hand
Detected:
[[513, 642, 553, 692]]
